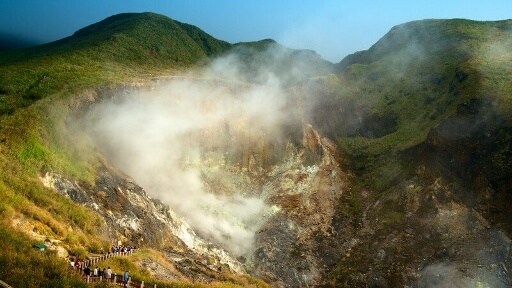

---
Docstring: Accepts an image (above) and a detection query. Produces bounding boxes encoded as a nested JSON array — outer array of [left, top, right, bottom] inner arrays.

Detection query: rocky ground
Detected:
[[40, 162, 244, 278]]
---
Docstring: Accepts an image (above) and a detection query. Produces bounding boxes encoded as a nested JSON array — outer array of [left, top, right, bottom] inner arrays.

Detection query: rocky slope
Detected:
[[39, 165, 243, 272], [32, 83, 252, 284], [249, 124, 350, 286], [68, 79, 352, 287], [72, 81, 512, 288]]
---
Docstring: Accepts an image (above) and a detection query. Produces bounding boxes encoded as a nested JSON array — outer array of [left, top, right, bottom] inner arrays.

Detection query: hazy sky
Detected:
[[1, 0, 511, 62]]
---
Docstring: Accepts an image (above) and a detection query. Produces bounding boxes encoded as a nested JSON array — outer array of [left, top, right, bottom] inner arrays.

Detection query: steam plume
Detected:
[[85, 49, 308, 256]]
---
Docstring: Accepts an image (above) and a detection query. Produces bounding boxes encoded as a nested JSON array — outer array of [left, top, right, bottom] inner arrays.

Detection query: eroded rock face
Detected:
[[179, 118, 351, 286], [48, 79, 350, 286], [248, 124, 350, 287], [39, 164, 244, 274], [329, 170, 512, 287]]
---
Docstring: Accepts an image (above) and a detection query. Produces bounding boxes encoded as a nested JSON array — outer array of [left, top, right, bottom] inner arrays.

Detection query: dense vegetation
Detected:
[[0, 12, 235, 116]]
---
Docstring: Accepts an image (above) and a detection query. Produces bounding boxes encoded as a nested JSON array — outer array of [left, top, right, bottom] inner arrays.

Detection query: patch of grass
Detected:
[[16, 135, 51, 168], [0, 225, 86, 288]]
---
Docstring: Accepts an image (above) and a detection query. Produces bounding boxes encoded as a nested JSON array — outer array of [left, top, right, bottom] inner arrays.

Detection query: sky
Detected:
[[0, 0, 511, 62]]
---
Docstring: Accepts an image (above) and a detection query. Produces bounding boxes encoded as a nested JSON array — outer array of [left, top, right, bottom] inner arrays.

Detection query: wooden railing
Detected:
[[84, 275, 150, 287], [72, 250, 164, 288], [0, 280, 13, 288], [82, 250, 134, 267]]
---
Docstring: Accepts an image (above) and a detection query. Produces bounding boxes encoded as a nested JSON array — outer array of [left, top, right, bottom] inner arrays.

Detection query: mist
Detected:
[[84, 49, 311, 256]]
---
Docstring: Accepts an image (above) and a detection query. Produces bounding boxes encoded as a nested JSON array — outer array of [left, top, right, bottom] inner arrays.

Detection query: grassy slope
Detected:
[[0, 225, 87, 288], [0, 12, 232, 115], [312, 19, 512, 190]]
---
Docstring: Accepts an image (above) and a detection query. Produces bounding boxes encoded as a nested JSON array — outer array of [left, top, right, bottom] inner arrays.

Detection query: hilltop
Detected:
[[0, 12, 231, 65], [0, 12, 230, 115], [313, 18, 512, 189], [0, 12, 332, 115]]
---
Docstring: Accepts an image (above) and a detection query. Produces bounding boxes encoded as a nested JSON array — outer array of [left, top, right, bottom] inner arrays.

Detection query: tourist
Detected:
[[106, 267, 112, 280], [123, 270, 129, 287]]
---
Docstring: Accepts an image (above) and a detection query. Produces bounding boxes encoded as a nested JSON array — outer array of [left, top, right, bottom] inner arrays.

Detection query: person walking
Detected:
[[123, 270, 129, 287], [106, 267, 112, 281]]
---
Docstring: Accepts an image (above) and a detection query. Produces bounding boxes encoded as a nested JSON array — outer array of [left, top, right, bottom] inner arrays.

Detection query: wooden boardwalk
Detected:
[[73, 250, 159, 288], [0, 280, 13, 288]]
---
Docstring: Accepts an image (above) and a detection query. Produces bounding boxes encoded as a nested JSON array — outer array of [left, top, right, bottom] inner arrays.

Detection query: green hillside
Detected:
[[0, 12, 231, 65], [0, 12, 233, 116], [315, 19, 512, 286], [309, 19, 512, 190]]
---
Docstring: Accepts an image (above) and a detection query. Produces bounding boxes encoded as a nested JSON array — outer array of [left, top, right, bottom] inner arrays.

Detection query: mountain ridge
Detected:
[[0, 12, 332, 115], [302, 17, 512, 286], [0, 12, 231, 66]]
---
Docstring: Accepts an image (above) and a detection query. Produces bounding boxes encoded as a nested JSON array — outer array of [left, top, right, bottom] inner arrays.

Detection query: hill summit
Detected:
[[1, 12, 231, 66]]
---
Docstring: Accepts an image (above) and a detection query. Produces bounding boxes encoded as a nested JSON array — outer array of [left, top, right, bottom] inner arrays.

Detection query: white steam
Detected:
[[417, 262, 509, 288], [86, 54, 297, 256], [417, 263, 473, 288]]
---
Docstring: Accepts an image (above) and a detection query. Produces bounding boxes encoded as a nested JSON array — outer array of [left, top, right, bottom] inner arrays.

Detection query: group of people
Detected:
[[82, 266, 113, 279], [68, 254, 131, 285], [69, 260, 114, 279], [110, 244, 135, 254], [65, 242, 136, 285], [74, 264, 130, 284]]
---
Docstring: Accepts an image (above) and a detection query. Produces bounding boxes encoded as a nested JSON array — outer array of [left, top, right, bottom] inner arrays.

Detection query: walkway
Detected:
[[72, 250, 163, 288], [0, 280, 13, 288]]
